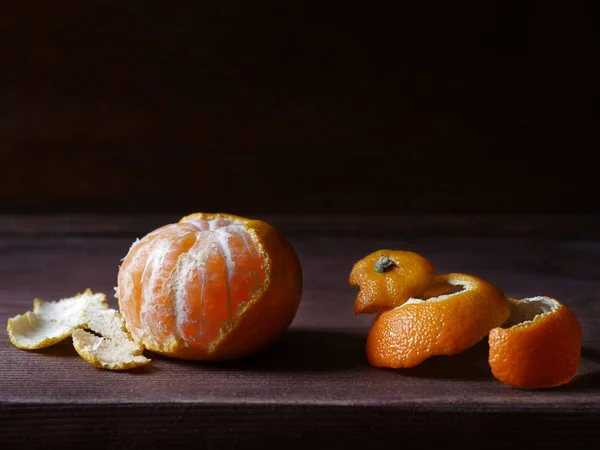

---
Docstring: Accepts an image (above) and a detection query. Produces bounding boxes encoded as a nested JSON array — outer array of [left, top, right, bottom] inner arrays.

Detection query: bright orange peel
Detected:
[[366, 273, 510, 368], [349, 250, 436, 315], [488, 296, 582, 389]]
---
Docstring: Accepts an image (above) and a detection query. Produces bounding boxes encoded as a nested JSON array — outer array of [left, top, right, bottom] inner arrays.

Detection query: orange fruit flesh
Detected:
[[366, 273, 510, 369], [118, 214, 274, 358], [349, 250, 436, 315], [488, 296, 582, 389]]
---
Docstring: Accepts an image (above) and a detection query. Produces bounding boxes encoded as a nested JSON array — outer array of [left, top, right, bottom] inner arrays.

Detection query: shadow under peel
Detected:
[[386, 339, 494, 381]]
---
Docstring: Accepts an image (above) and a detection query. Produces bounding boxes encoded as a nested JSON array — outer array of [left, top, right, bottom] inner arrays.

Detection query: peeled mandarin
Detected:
[[117, 213, 303, 361]]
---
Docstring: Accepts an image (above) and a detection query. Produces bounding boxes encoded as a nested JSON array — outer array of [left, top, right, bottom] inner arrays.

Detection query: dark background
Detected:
[[1, 2, 597, 216]]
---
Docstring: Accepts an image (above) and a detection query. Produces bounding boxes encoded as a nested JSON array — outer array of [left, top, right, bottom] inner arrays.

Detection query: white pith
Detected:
[[504, 296, 558, 328], [403, 276, 473, 306]]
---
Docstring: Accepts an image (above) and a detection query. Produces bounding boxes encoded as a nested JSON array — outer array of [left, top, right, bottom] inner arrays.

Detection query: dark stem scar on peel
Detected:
[[374, 255, 396, 273]]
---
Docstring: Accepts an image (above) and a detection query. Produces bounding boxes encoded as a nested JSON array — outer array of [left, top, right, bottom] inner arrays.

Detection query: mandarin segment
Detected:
[[139, 226, 198, 346], [349, 250, 436, 315], [117, 225, 174, 337], [488, 296, 582, 389], [366, 273, 510, 368], [117, 213, 302, 361], [210, 218, 301, 359]]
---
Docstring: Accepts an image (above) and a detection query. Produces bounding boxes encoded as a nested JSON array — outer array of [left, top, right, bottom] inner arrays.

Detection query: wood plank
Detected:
[[1, 230, 600, 447], [2, 404, 597, 449], [2, 214, 600, 238]]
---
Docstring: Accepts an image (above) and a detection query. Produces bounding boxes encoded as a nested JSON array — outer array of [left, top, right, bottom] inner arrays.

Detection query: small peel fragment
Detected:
[[7, 290, 108, 350], [72, 309, 150, 370], [7, 289, 151, 370]]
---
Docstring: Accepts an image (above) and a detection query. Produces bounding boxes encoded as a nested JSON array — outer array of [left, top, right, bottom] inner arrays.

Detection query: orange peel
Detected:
[[349, 250, 436, 315], [488, 296, 582, 389], [366, 273, 510, 368], [7, 290, 150, 370], [72, 308, 150, 370], [7, 290, 108, 349]]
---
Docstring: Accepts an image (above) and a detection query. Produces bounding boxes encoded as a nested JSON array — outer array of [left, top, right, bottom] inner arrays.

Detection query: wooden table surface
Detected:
[[1, 214, 599, 449]]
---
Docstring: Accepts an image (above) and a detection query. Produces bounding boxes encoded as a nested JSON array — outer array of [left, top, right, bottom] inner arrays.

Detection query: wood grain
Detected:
[[2, 213, 600, 238], [1, 216, 600, 448], [2, 404, 598, 449]]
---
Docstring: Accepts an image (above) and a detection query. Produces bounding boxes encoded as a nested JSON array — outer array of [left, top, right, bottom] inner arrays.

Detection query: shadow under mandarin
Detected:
[[152, 329, 370, 372]]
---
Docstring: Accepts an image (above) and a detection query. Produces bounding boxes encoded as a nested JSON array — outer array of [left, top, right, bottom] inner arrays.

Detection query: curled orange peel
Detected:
[[349, 250, 436, 315], [488, 296, 582, 389], [366, 273, 510, 369]]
